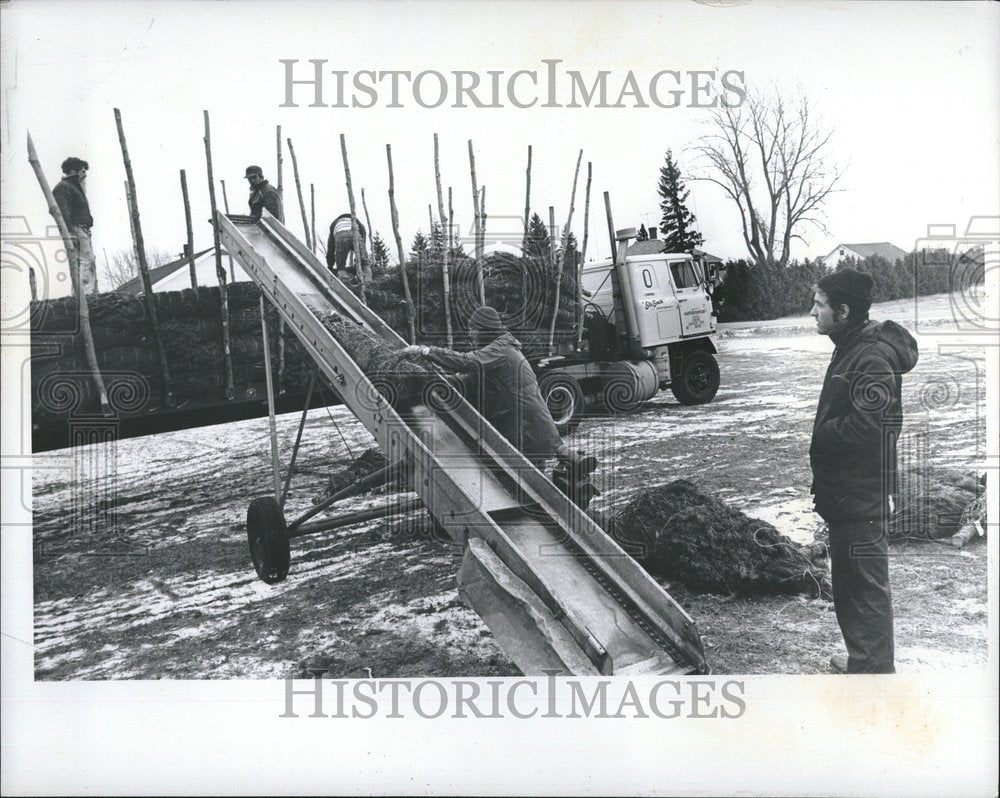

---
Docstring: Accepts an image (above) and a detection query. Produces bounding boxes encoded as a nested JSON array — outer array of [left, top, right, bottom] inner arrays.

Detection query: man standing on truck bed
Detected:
[[809, 268, 918, 674], [326, 212, 372, 280], [401, 305, 590, 471], [52, 157, 97, 295], [245, 165, 284, 223]]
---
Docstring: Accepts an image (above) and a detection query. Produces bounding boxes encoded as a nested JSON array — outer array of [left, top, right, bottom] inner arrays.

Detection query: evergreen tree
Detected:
[[636, 223, 649, 242], [409, 229, 429, 262], [429, 220, 446, 254], [525, 212, 551, 260], [658, 149, 704, 252], [558, 231, 581, 271], [371, 231, 391, 272]]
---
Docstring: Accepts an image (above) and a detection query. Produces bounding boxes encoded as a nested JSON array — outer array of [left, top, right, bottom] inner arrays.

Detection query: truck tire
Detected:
[[538, 372, 583, 435], [670, 351, 720, 405]]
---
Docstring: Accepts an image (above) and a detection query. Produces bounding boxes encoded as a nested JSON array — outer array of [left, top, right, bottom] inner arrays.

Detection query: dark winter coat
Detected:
[[424, 332, 562, 462], [248, 180, 284, 222], [810, 319, 919, 522], [52, 175, 93, 229]]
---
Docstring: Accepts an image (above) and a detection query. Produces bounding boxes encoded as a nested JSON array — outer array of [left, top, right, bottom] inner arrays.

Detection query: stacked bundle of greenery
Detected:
[[314, 311, 436, 410], [889, 465, 986, 543], [344, 213, 580, 357], [31, 214, 581, 426], [31, 283, 314, 424], [610, 480, 831, 599]]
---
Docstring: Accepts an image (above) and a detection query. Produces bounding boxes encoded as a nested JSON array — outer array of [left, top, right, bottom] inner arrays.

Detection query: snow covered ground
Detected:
[[31, 292, 989, 677]]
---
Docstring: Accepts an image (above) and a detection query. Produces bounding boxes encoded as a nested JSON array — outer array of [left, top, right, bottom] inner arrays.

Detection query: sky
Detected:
[[2, 0, 998, 300]]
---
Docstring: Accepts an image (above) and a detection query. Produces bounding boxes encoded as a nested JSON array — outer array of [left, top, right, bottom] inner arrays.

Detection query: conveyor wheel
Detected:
[[247, 496, 290, 584]]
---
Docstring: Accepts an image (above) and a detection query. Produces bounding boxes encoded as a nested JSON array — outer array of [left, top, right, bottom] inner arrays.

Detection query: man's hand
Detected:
[[400, 345, 425, 357]]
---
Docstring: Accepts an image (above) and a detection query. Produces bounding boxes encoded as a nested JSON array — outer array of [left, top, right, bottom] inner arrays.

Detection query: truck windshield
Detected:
[[670, 260, 700, 289]]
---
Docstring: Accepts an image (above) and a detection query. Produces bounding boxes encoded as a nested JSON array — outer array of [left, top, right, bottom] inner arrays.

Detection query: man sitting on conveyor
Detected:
[[401, 305, 592, 472]]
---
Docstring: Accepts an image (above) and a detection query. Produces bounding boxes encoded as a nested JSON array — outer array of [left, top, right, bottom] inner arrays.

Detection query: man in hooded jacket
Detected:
[[401, 305, 578, 469], [809, 267, 919, 674]]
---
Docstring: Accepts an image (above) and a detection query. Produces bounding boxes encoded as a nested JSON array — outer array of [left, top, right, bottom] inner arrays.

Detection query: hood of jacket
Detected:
[[857, 320, 919, 374]]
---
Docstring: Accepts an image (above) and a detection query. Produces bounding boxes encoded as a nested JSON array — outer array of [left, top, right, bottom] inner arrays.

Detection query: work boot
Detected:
[[829, 653, 848, 674]]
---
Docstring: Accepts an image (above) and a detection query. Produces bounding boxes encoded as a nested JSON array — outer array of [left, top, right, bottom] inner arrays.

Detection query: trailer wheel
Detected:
[[670, 351, 720, 405], [247, 497, 290, 584], [538, 372, 583, 435]]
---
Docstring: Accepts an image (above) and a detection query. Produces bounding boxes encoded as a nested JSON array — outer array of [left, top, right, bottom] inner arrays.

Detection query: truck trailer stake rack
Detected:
[[219, 210, 708, 676]]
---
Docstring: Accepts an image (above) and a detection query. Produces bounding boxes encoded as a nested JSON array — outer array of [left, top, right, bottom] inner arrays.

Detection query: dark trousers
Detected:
[[828, 518, 895, 673]]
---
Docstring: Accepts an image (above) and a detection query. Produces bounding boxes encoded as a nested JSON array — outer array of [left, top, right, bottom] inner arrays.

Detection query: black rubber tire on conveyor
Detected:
[[246, 496, 291, 584]]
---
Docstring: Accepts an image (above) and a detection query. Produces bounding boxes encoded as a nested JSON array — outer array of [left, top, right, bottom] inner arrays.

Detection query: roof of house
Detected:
[[829, 242, 909, 262], [692, 247, 724, 264], [117, 248, 214, 294], [626, 240, 667, 256]]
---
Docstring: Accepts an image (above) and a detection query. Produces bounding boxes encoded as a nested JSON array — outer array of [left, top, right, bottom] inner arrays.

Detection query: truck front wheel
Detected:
[[670, 351, 720, 405], [538, 372, 583, 435]]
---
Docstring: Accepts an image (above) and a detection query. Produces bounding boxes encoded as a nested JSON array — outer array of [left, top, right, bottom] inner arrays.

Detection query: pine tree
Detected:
[[409, 229, 429, 262], [525, 212, 550, 260], [636, 223, 649, 242], [658, 149, 704, 252], [558, 231, 581, 270], [371, 231, 391, 272], [429, 220, 446, 255]]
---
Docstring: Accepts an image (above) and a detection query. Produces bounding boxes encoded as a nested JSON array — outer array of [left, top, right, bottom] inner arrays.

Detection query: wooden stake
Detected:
[[467, 139, 486, 304], [604, 191, 617, 264], [219, 178, 236, 283], [361, 187, 373, 253], [203, 109, 235, 401], [180, 169, 198, 289], [27, 131, 109, 413], [447, 186, 454, 252], [480, 184, 487, 252], [520, 145, 532, 327], [433, 133, 453, 347], [310, 183, 318, 255], [124, 181, 138, 260], [115, 108, 175, 406], [276, 125, 283, 197], [548, 206, 557, 272], [428, 203, 435, 239], [386, 143, 416, 342], [576, 161, 592, 348], [286, 137, 311, 249], [339, 133, 369, 301], [549, 149, 582, 355]]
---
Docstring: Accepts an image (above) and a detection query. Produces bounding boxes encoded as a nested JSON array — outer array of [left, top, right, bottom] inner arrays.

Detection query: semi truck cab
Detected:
[[534, 228, 721, 433]]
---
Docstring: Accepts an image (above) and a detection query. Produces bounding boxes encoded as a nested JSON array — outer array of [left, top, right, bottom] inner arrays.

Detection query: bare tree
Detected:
[[693, 89, 843, 269], [101, 246, 176, 289]]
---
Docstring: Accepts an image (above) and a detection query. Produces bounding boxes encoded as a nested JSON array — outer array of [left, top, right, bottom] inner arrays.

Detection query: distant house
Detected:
[[820, 242, 909, 270], [118, 247, 251, 294]]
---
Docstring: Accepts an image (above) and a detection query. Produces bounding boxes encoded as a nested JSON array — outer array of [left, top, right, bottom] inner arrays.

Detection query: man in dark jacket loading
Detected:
[[401, 306, 583, 469], [52, 157, 97, 295], [809, 268, 918, 674], [245, 165, 284, 222]]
